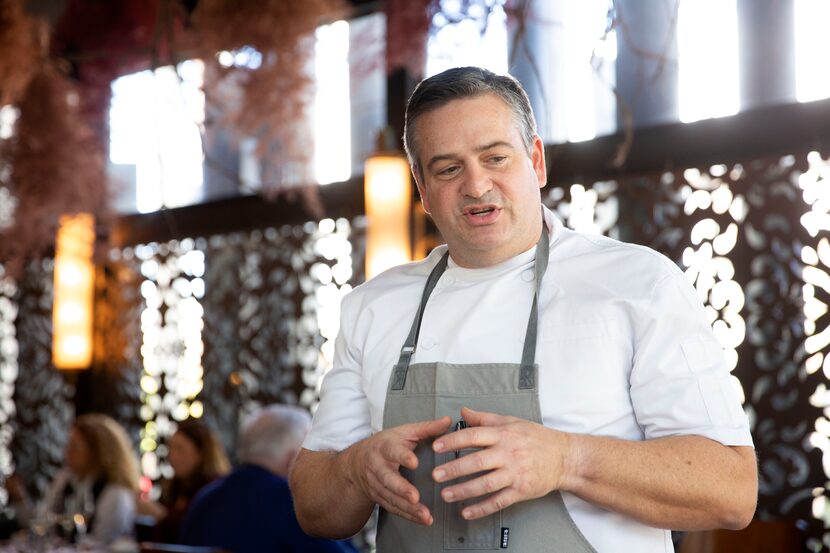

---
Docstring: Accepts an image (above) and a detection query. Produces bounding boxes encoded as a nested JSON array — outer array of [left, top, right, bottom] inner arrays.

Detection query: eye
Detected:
[[437, 165, 461, 177], [488, 155, 507, 164]]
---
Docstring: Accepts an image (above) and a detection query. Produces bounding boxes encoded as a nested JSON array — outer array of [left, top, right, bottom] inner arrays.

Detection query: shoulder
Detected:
[[98, 483, 134, 503], [550, 225, 682, 295], [95, 484, 136, 519]]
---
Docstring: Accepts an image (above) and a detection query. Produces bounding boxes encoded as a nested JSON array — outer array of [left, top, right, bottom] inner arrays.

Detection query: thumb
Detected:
[[406, 416, 452, 440]]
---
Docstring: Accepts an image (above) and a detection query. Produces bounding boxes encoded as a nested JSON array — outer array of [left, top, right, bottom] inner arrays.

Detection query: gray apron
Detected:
[[377, 227, 597, 552]]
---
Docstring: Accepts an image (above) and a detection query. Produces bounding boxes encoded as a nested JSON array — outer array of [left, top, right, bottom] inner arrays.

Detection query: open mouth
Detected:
[[467, 206, 496, 217]]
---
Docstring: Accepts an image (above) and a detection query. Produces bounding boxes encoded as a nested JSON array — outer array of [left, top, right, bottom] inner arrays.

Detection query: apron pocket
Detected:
[[444, 500, 501, 550], [443, 449, 502, 550]]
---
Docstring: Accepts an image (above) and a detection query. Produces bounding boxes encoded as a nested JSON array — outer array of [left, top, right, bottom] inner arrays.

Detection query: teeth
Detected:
[[470, 207, 494, 215]]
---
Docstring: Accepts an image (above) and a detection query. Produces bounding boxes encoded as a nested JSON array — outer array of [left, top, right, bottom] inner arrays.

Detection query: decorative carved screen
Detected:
[[544, 151, 830, 550]]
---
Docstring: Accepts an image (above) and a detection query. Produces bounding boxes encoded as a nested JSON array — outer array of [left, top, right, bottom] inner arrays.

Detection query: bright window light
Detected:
[[678, 0, 739, 123], [0, 106, 18, 140], [795, 0, 830, 103], [314, 20, 351, 185], [110, 60, 205, 213], [426, 3, 508, 77], [563, 0, 616, 142]]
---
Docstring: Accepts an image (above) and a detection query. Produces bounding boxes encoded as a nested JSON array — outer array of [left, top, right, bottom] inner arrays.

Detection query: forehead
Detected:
[[413, 94, 523, 158]]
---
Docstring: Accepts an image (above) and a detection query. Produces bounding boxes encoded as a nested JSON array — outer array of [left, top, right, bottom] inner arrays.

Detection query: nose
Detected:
[[461, 163, 492, 199]]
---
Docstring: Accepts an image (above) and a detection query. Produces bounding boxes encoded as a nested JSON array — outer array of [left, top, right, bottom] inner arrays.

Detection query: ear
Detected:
[[413, 166, 431, 215], [531, 135, 547, 189]]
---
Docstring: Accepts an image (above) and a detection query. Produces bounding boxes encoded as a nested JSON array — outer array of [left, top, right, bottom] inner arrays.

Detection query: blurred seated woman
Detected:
[[138, 419, 230, 543], [29, 413, 140, 544]]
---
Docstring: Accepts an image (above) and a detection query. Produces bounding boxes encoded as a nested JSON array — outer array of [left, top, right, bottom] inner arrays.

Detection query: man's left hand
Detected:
[[431, 406, 574, 520]]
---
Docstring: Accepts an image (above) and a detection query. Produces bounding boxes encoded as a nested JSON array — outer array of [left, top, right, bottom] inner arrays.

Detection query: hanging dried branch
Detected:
[[0, 65, 109, 277], [386, 0, 434, 75], [0, 0, 39, 106], [191, 0, 344, 196]]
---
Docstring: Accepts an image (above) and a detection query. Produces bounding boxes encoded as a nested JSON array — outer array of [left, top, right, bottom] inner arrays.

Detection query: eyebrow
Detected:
[[426, 141, 515, 171]]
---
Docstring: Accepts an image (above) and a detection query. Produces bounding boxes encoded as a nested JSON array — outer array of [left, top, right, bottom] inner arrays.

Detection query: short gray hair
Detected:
[[403, 66, 537, 177], [237, 404, 311, 464]]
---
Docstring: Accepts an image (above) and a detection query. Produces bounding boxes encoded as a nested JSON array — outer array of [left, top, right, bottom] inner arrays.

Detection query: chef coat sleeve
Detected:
[[303, 291, 373, 452], [629, 270, 754, 446]]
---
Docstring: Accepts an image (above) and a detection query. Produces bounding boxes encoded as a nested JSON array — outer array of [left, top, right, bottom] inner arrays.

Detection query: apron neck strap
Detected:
[[390, 220, 550, 391], [519, 222, 549, 388]]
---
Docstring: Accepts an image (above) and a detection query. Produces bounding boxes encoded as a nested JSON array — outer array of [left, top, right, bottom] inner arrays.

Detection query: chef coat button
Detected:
[[422, 337, 437, 349], [522, 269, 535, 282]]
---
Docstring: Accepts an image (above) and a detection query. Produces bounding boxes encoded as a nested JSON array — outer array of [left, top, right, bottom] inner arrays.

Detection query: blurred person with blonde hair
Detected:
[[35, 413, 140, 544]]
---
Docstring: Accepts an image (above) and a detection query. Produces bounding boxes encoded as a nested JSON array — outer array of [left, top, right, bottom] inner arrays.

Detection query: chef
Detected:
[[290, 66, 757, 552]]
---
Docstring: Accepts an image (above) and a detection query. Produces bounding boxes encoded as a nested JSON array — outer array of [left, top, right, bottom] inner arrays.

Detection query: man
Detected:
[[290, 66, 757, 552], [180, 405, 357, 553]]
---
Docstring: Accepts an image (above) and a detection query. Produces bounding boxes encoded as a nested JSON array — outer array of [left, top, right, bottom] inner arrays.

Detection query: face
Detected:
[[412, 93, 546, 268], [167, 431, 202, 479], [65, 428, 93, 478]]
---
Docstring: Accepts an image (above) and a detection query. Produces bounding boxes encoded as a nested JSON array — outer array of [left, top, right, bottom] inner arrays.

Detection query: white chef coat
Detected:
[[305, 206, 753, 553]]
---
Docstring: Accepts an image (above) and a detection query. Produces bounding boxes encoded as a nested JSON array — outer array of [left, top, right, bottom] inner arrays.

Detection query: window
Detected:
[[426, 2, 508, 77], [677, 0, 739, 123], [795, 0, 830, 103], [109, 61, 205, 213], [563, 0, 616, 142], [314, 20, 352, 185]]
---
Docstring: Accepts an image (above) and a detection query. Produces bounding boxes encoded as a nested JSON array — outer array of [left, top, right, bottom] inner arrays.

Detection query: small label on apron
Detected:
[[501, 527, 509, 549]]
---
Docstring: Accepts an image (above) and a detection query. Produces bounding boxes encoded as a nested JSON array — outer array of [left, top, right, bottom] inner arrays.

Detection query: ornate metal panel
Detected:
[[102, 215, 366, 476], [0, 267, 18, 507], [92, 252, 147, 445], [9, 261, 73, 500], [543, 180, 619, 237], [799, 152, 830, 551], [545, 152, 830, 549], [131, 238, 207, 482], [199, 217, 361, 457]]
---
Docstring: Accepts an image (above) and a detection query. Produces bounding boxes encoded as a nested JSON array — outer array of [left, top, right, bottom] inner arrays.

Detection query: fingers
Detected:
[[367, 468, 433, 525], [433, 425, 498, 454], [457, 487, 519, 520], [439, 467, 512, 506], [461, 406, 515, 427], [405, 416, 453, 440], [433, 449, 499, 484], [381, 439, 419, 470]]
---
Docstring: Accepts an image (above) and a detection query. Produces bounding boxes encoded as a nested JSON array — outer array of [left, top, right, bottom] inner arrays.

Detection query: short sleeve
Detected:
[[630, 272, 753, 447], [303, 293, 373, 452]]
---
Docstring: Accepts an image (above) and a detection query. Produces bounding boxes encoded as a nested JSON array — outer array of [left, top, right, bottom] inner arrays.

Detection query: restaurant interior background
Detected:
[[2, 0, 830, 550]]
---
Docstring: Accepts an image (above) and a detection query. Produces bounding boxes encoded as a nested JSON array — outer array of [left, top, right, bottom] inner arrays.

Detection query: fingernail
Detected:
[[462, 509, 472, 519], [443, 489, 454, 501], [434, 441, 444, 452], [434, 469, 445, 481]]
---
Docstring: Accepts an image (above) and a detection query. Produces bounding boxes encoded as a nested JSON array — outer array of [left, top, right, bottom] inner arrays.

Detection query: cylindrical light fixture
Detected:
[[364, 151, 412, 279], [52, 213, 95, 369]]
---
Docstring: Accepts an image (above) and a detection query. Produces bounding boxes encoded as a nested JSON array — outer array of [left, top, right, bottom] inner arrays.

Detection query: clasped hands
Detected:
[[349, 406, 572, 526]]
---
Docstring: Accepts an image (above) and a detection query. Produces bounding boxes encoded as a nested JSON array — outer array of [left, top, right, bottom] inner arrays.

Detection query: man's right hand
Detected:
[[346, 416, 452, 526]]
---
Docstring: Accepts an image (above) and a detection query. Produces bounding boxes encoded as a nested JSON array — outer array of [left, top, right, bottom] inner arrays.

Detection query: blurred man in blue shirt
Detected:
[[181, 405, 359, 553]]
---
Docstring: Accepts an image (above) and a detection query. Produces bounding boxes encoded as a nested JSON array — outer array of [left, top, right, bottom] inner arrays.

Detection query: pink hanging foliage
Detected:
[[0, 0, 38, 107], [0, 65, 109, 277], [385, 0, 435, 75], [191, 0, 345, 199]]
